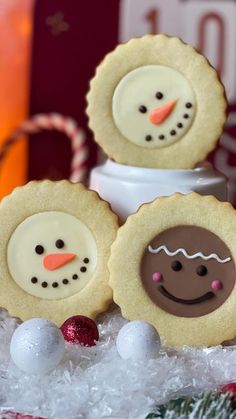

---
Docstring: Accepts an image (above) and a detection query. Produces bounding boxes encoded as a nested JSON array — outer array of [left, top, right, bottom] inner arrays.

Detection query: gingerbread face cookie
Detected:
[[109, 194, 236, 347], [141, 226, 235, 318], [87, 35, 227, 169], [0, 181, 118, 324]]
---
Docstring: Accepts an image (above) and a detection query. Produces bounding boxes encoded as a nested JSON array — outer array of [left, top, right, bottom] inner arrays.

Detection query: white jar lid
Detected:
[[89, 159, 228, 221]]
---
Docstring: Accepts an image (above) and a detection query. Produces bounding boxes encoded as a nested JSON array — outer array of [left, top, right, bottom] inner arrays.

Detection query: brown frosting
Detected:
[[140, 226, 235, 317]]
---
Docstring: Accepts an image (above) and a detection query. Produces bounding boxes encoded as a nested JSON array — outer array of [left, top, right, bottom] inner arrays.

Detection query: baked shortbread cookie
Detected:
[[0, 181, 118, 325], [87, 35, 227, 169], [109, 193, 236, 347]]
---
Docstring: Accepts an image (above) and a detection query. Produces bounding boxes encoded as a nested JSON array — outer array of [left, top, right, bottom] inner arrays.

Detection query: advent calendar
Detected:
[[119, 0, 236, 203]]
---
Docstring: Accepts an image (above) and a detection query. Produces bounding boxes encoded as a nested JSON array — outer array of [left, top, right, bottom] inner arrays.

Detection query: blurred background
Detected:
[[0, 0, 236, 202]]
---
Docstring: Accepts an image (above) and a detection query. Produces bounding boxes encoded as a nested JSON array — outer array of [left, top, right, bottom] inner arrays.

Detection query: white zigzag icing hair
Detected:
[[148, 245, 231, 264]]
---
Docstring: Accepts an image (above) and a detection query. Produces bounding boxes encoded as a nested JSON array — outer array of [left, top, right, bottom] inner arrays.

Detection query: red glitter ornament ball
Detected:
[[221, 382, 236, 397], [60, 315, 99, 346]]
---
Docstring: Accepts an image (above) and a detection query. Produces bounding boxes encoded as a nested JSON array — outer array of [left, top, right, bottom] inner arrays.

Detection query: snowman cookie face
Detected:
[[7, 212, 97, 300], [0, 181, 118, 325], [141, 226, 235, 317], [112, 65, 196, 149], [109, 193, 236, 347], [87, 35, 227, 169]]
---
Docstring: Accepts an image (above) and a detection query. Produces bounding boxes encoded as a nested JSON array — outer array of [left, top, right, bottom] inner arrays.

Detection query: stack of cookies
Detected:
[[87, 35, 236, 347], [0, 35, 236, 348]]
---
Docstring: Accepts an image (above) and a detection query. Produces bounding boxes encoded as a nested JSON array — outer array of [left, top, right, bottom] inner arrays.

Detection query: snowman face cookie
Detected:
[[0, 181, 118, 325], [109, 194, 236, 347], [7, 212, 97, 300], [112, 65, 196, 149], [141, 226, 235, 318], [87, 35, 227, 169]]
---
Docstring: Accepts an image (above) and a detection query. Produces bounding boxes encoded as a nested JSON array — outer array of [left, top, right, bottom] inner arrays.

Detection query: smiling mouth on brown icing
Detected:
[[159, 285, 214, 305]]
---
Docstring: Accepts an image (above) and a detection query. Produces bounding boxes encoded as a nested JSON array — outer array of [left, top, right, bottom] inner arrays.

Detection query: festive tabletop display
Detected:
[[87, 34, 227, 169], [0, 180, 118, 324], [0, 32, 235, 418]]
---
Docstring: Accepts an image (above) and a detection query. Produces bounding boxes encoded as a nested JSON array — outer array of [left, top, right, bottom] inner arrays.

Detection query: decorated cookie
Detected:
[[109, 193, 236, 347], [87, 35, 227, 169], [0, 181, 118, 325]]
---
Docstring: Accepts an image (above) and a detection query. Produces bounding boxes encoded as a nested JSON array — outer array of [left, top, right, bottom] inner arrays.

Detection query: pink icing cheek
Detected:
[[211, 280, 223, 291], [152, 272, 162, 282]]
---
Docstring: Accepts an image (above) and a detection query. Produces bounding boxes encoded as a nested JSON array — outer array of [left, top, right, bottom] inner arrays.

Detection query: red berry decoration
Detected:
[[60, 315, 99, 346], [221, 382, 236, 398]]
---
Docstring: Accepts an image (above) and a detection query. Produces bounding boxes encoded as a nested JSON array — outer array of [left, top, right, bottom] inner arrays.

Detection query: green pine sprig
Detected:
[[146, 392, 236, 419]]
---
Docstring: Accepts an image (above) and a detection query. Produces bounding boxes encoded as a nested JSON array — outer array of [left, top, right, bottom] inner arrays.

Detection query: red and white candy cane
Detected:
[[0, 113, 88, 183]]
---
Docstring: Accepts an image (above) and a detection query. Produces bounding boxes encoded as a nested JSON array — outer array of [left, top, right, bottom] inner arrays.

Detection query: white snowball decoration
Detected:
[[116, 320, 161, 360], [10, 318, 65, 374]]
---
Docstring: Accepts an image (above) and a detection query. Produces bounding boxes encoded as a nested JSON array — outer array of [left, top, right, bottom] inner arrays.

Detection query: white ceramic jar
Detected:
[[89, 159, 228, 221]]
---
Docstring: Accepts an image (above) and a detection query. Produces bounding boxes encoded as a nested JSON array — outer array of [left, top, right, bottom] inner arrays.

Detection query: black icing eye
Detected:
[[196, 265, 208, 276], [55, 239, 64, 249], [139, 105, 147, 113], [35, 245, 44, 255], [156, 92, 163, 100], [171, 260, 182, 271]]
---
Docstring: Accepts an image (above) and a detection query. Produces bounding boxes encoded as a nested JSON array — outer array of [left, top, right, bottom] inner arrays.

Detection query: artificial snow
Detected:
[[1, 306, 236, 418]]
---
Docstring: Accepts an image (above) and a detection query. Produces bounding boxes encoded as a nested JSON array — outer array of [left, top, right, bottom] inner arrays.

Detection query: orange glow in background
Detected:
[[0, 0, 34, 198]]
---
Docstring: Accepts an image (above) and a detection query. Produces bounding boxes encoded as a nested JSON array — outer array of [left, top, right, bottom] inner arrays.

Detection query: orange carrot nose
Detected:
[[43, 253, 76, 271], [149, 100, 177, 125]]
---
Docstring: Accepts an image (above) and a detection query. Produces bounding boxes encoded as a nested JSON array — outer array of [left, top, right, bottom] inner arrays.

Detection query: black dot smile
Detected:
[[158, 285, 214, 305], [186, 102, 192, 109], [30, 274, 81, 288], [62, 278, 69, 285], [144, 101, 193, 143], [30, 256, 89, 288]]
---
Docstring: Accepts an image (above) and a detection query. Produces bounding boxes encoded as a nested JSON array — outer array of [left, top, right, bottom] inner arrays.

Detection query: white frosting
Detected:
[[112, 65, 196, 149], [148, 245, 231, 264], [7, 211, 97, 300]]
